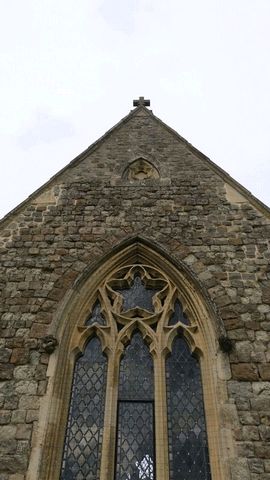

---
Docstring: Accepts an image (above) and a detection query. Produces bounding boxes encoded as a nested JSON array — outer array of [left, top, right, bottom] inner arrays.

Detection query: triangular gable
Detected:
[[1, 105, 270, 228]]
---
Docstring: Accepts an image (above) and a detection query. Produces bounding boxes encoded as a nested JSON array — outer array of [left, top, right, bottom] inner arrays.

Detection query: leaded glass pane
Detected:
[[166, 337, 211, 480], [117, 275, 157, 312], [116, 402, 155, 480], [60, 337, 107, 480], [168, 300, 189, 326], [116, 332, 155, 479], [119, 332, 154, 401], [85, 300, 106, 326]]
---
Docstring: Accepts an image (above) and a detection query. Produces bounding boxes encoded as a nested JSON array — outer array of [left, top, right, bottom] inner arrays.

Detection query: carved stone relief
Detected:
[[123, 159, 160, 181]]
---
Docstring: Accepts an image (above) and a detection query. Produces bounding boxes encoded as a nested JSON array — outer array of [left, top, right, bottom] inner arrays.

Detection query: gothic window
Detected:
[[166, 337, 211, 479], [59, 264, 213, 480], [116, 332, 155, 480], [60, 337, 107, 479]]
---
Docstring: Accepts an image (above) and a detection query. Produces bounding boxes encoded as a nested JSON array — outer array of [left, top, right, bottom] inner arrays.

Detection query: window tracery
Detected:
[[60, 264, 212, 480]]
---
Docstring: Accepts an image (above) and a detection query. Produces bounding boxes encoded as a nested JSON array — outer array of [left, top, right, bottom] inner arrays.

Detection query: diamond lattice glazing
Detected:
[[60, 337, 107, 480], [166, 337, 212, 480], [116, 332, 155, 479], [119, 332, 154, 401], [116, 402, 155, 480]]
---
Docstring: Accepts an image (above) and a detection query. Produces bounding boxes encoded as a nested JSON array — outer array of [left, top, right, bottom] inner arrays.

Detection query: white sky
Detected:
[[1, 0, 270, 219]]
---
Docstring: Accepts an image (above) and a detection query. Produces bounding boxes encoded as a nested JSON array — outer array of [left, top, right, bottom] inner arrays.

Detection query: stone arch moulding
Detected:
[[122, 157, 160, 180], [29, 236, 233, 480]]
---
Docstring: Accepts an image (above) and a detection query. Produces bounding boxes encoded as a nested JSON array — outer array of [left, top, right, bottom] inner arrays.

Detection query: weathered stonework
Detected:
[[0, 103, 270, 479]]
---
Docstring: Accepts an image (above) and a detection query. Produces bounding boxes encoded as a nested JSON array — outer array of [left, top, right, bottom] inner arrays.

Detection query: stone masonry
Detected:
[[0, 103, 270, 479]]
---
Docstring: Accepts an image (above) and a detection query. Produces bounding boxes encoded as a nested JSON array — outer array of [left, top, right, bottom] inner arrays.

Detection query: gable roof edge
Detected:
[[0, 106, 149, 228], [150, 111, 270, 218], [1, 106, 270, 229]]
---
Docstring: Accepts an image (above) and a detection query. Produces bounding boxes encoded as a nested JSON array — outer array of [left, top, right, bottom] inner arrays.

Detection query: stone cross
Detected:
[[133, 96, 150, 107]]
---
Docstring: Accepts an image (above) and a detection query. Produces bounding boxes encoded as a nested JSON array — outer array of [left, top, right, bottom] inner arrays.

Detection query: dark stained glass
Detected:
[[85, 300, 106, 326], [116, 402, 154, 480], [166, 337, 211, 480], [168, 299, 189, 326], [116, 275, 157, 312], [116, 332, 155, 479], [118, 332, 154, 401], [60, 337, 107, 480]]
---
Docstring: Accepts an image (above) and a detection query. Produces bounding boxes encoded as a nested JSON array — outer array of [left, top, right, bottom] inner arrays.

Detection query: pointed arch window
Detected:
[[60, 337, 107, 479], [116, 332, 155, 480], [58, 264, 213, 480], [166, 337, 211, 479]]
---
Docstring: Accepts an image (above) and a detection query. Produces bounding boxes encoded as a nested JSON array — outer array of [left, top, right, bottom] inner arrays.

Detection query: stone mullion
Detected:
[[154, 348, 170, 480], [99, 348, 120, 480]]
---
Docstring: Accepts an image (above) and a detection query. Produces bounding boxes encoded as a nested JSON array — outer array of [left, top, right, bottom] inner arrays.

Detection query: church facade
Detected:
[[0, 99, 270, 479]]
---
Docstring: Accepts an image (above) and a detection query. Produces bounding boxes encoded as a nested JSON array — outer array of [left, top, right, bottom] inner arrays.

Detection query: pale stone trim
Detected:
[[224, 183, 246, 204], [122, 157, 160, 181], [30, 241, 233, 480]]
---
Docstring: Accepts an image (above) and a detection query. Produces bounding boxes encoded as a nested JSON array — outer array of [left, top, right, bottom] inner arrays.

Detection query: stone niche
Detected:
[[123, 158, 160, 181]]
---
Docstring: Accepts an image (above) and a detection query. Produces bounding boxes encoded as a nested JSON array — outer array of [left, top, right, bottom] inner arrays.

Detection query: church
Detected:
[[0, 98, 269, 480]]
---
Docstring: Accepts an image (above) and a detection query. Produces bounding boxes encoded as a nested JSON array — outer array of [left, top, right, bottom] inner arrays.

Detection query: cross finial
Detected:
[[133, 96, 150, 107]]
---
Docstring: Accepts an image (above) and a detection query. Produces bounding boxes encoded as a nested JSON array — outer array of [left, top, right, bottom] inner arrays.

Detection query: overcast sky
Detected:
[[1, 0, 270, 219]]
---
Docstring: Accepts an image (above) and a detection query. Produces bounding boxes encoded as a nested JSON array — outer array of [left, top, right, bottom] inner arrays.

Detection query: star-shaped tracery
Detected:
[[106, 265, 168, 327], [116, 275, 156, 311]]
